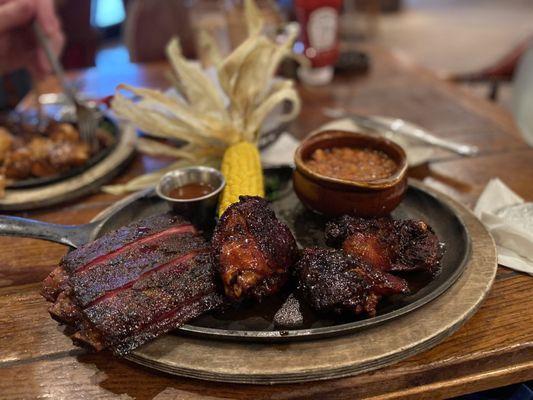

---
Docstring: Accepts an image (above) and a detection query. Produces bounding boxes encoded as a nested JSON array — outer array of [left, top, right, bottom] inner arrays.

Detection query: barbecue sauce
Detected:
[[169, 182, 214, 199]]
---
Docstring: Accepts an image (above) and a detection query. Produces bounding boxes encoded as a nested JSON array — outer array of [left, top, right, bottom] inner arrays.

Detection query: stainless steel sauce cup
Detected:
[[156, 166, 225, 227]]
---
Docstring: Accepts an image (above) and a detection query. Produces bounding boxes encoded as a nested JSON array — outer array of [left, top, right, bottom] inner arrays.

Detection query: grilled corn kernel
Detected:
[[218, 141, 264, 216]]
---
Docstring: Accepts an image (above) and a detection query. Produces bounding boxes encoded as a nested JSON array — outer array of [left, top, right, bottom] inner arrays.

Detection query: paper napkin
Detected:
[[261, 132, 300, 167], [474, 178, 533, 275]]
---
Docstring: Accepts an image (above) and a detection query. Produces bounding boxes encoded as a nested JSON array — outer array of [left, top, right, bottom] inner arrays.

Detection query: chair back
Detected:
[[124, 0, 196, 62], [512, 39, 533, 146]]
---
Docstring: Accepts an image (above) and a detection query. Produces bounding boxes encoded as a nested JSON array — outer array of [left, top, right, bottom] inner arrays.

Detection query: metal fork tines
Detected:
[[75, 102, 100, 148], [33, 21, 101, 149]]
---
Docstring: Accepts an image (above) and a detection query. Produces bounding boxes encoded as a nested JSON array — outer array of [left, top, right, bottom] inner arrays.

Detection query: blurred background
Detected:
[[58, 0, 533, 112]]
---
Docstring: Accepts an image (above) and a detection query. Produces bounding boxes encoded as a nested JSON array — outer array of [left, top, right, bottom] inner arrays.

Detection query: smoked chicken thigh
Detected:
[[325, 215, 443, 276], [294, 248, 409, 317], [212, 196, 299, 301]]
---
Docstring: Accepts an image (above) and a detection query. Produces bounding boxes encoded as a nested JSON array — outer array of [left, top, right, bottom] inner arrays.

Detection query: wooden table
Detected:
[[0, 46, 532, 400]]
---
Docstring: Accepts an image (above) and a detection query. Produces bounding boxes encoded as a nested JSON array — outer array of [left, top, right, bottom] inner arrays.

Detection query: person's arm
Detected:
[[0, 0, 64, 77]]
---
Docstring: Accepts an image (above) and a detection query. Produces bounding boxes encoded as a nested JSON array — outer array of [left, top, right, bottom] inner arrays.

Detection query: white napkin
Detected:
[[261, 132, 300, 167], [474, 178, 533, 275]]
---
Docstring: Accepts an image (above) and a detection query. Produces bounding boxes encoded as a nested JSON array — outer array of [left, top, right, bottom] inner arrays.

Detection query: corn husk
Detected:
[[105, 0, 300, 195]]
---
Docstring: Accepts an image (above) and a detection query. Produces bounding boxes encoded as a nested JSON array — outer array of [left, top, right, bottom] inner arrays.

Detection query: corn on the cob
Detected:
[[218, 141, 264, 216]]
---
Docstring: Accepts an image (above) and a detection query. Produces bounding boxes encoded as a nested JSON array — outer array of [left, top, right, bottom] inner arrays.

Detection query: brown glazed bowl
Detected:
[[293, 130, 408, 217]]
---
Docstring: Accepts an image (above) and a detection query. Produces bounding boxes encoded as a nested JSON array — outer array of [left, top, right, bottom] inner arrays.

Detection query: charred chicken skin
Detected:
[[295, 248, 409, 317], [325, 215, 443, 276], [212, 196, 298, 301], [42, 213, 224, 355]]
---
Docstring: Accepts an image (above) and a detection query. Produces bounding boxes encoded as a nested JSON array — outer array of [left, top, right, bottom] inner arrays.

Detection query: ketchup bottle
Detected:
[[294, 0, 342, 85]]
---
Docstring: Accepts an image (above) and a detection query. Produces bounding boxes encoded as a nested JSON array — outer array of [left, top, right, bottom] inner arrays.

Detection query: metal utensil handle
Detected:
[[354, 115, 478, 156], [396, 123, 479, 156], [0, 215, 91, 248], [32, 21, 78, 103]]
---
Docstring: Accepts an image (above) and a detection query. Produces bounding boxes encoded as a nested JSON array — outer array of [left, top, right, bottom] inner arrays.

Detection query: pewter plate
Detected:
[[124, 198, 493, 384], [7, 117, 119, 189], [89, 176, 471, 343]]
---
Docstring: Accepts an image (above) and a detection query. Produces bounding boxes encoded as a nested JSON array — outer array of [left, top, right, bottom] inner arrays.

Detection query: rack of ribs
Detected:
[[212, 196, 298, 301], [325, 215, 444, 276], [295, 248, 410, 317], [42, 213, 224, 355]]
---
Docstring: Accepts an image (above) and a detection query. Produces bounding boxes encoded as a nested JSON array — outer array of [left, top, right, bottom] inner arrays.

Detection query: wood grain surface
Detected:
[[0, 45, 532, 399]]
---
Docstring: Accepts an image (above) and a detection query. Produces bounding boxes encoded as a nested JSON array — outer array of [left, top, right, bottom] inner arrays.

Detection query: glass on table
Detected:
[[188, 0, 285, 67]]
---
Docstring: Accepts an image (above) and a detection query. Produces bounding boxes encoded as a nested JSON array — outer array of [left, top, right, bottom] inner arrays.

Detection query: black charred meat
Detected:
[[325, 215, 443, 276], [295, 248, 409, 317], [42, 213, 224, 355], [212, 196, 298, 302]]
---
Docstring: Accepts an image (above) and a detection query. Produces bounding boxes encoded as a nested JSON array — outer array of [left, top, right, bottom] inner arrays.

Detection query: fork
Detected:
[[33, 21, 100, 149]]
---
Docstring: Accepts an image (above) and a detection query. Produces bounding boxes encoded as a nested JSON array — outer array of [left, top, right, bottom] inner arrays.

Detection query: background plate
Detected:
[[7, 117, 119, 189], [0, 122, 136, 210]]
